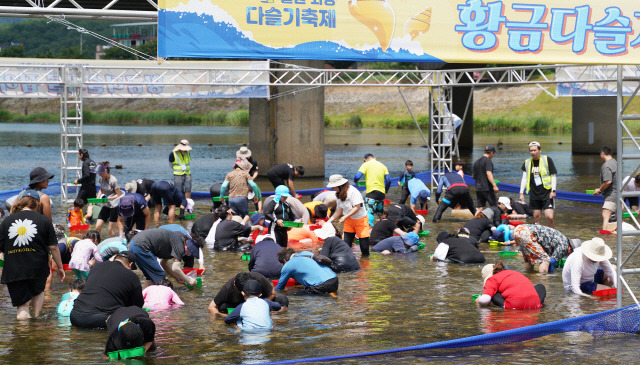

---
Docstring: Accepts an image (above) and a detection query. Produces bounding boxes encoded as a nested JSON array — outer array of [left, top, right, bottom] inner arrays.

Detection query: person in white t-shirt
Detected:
[[326, 174, 370, 257], [562, 237, 616, 296]]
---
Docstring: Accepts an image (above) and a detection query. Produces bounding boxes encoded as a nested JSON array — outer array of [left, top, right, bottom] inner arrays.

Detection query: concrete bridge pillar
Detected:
[[572, 96, 617, 154], [452, 86, 473, 151], [249, 60, 325, 177]]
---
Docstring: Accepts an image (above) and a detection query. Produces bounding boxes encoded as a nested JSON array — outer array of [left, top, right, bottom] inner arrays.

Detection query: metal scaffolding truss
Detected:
[[616, 65, 640, 308], [59, 66, 84, 204], [0, 0, 158, 21]]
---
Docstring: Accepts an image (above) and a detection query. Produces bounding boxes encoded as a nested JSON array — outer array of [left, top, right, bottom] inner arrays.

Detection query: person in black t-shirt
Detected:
[[74, 148, 97, 204], [519, 141, 557, 228], [70, 251, 143, 329], [267, 163, 304, 197], [369, 209, 407, 245], [208, 272, 288, 316], [0, 192, 65, 319], [472, 145, 499, 207], [125, 179, 155, 205]]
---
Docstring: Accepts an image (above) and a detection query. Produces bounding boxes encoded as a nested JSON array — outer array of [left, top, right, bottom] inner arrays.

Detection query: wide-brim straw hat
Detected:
[[581, 237, 612, 262], [172, 139, 192, 152], [236, 146, 251, 158], [125, 180, 137, 194], [327, 174, 348, 188]]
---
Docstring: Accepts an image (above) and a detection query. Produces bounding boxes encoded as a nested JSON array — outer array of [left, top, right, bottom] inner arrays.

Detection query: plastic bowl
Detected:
[[498, 251, 518, 258], [227, 307, 235, 314]]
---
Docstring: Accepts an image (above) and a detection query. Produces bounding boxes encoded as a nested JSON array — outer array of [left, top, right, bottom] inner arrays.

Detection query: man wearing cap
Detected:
[[125, 179, 155, 204], [169, 139, 192, 199], [267, 163, 305, 198], [472, 146, 499, 208], [128, 228, 200, 287], [104, 306, 156, 355], [116, 193, 151, 236], [519, 141, 557, 228], [593, 145, 617, 231], [70, 251, 143, 329], [406, 176, 431, 212], [354, 153, 390, 222], [513, 224, 579, 273], [562, 237, 616, 296]]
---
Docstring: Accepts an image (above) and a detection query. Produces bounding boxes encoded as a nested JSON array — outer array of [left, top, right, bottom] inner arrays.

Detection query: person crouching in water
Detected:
[[224, 279, 282, 331], [476, 261, 545, 309]]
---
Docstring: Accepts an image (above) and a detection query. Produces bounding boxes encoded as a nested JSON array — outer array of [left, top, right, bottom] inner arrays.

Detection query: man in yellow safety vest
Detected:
[[169, 139, 192, 199], [519, 141, 557, 228]]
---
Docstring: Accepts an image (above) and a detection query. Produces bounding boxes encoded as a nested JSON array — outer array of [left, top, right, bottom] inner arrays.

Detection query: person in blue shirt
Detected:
[[275, 249, 338, 294], [372, 232, 420, 254], [57, 279, 85, 317], [407, 177, 430, 211], [432, 171, 477, 223], [224, 280, 281, 331], [397, 160, 416, 204]]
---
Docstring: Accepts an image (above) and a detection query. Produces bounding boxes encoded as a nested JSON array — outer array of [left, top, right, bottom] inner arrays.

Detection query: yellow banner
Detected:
[[159, 0, 640, 64]]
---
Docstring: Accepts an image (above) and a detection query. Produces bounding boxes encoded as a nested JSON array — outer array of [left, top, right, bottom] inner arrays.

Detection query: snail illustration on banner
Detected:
[[349, 1, 432, 51]]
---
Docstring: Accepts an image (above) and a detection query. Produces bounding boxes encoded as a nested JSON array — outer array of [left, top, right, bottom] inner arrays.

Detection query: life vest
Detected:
[[525, 155, 552, 193], [172, 151, 191, 176]]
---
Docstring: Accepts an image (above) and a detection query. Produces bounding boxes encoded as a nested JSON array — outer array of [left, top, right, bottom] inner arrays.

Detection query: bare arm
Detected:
[[142, 207, 151, 230], [287, 179, 297, 197], [48, 245, 65, 282], [486, 171, 498, 192], [41, 194, 52, 222]]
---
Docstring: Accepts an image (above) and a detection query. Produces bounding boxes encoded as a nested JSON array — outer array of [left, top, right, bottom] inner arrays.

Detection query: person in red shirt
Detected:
[[476, 261, 545, 310]]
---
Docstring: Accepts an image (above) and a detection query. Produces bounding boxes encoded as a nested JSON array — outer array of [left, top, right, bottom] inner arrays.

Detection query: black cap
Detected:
[[242, 279, 263, 296], [386, 204, 404, 221], [113, 319, 145, 350], [484, 145, 496, 153], [363, 153, 374, 160]]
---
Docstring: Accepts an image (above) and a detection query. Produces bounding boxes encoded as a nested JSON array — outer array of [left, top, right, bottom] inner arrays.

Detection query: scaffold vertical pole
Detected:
[[617, 64, 623, 308], [60, 66, 84, 205], [429, 73, 454, 193]]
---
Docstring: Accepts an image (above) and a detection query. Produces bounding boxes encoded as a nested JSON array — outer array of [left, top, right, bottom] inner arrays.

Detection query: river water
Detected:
[[0, 123, 638, 364]]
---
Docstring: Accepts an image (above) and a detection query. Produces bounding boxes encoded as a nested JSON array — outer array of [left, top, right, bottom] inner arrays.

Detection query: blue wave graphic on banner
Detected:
[[158, 10, 444, 62]]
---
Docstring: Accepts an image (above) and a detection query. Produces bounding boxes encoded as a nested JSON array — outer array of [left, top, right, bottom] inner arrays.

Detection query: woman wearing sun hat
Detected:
[[0, 191, 65, 319], [326, 174, 371, 257], [12, 167, 55, 221], [562, 237, 616, 296]]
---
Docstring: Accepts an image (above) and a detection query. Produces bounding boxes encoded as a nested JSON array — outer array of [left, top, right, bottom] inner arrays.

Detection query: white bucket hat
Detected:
[[482, 264, 494, 284], [236, 146, 251, 158], [327, 174, 349, 188], [125, 180, 137, 194], [581, 237, 612, 262]]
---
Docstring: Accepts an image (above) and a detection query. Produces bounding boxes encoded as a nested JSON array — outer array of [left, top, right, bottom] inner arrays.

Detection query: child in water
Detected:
[[142, 278, 185, 309], [224, 279, 281, 331], [56, 279, 86, 316], [68, 230, 102, 279], [66, 198, 86, 227], [397, 160, 415, 205]]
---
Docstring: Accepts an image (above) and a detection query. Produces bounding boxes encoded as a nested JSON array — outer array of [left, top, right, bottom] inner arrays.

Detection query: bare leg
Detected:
[[538, 261, 550, 273], [168, 206, 176, 224], [602, 209, 613, 230], [153, 204, 162, 225], [94, 218, 106, 233], [108, 221, 117, 237], [31, 292, 45, 318], [532, 209, 542, 225], [544, 209, 555, 229], [16, 302, 32, 320]]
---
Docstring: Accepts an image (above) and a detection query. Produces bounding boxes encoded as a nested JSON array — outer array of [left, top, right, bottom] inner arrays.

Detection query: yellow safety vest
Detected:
[[525, 155, 552, 193], [172, 151, 191, 176]]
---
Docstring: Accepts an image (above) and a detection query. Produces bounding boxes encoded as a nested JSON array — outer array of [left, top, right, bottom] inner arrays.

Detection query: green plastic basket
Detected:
[[241, 254, 250, 261], [212, 196, 229, 202], [186, 277, 202, 289], [107, 346, 145, 360], [623, 211, 638, 218], [87, 197, 108, 204], [488, 240, 500, 247], [227, 308, 235, 314], [283, 221, 303, 228], [0, 259, 3, 268], [498, 251, 518, 258], [418, 231, 430, 237], [184, 213, 196, 220], [142, 307, 150, 312], [585, 189, 595, 195], [357, 181, 366, 187], [472, 294, 481, 301]]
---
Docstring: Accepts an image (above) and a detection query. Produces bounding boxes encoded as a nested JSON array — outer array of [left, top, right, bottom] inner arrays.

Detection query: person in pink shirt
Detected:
[[142, 278, 184, 309], [69, 231, 102, 279]]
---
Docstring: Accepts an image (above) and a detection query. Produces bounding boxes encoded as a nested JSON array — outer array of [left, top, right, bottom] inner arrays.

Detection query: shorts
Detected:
[[229, 197, 249, 218], [365, 198, 384, 215], [603, 201, 616, 212], [530, 197, 555, 211], [130, 242, 166, 284], [305, 277, 339, 294], [6, 277, 47, 307], [343, 216, 370, 238], [579, 268, 606, 294], [97, 205, 118, 223], [476, 190, 497, 207], [174, 174, 192, 193], [514, 225, 550, 265]]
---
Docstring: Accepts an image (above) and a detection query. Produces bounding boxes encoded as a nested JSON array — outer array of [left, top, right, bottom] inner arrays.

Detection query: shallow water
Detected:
[[0, 123, 639, 364]]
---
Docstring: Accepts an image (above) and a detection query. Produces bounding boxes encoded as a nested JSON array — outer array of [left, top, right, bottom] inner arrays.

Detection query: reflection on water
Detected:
[[0, 124, 639, 363]]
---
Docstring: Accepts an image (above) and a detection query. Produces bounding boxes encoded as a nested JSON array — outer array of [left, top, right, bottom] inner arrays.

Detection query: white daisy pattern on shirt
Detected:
[[8, 219, 38, 247]]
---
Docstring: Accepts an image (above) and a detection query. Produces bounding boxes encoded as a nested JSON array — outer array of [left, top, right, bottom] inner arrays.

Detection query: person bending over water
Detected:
[[476, 261, 545, 309]]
